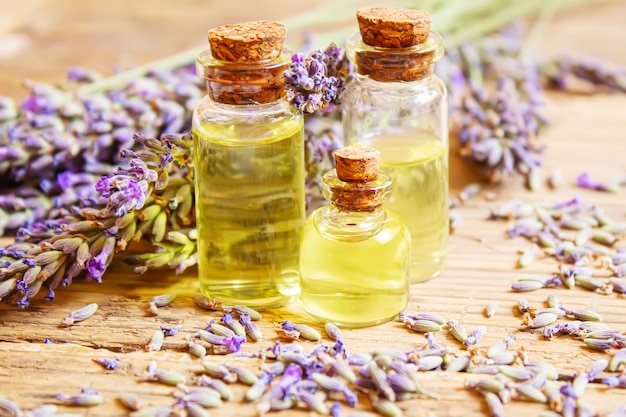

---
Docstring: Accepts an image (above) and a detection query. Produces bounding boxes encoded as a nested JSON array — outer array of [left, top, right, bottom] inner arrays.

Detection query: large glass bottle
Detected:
[[192, 21, 305, 308], [300, 147, 410, 327], [342, 8, 448, 283]]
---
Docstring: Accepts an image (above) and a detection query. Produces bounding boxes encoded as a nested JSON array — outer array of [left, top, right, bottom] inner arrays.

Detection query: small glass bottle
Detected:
[[300, 147, 410, 327], [192, 21, 305, 308], [342, 8, 448, 283]]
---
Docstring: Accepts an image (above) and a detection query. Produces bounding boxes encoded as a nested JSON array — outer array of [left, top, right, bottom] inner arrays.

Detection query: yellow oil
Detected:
[[193, 119, 304, 308], [353, 129, 448, 282], [299, 209, 410, 327]]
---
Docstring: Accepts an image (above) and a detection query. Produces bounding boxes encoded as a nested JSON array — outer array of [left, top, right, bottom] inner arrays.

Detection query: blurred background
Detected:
[[1, 0, 625, 99]]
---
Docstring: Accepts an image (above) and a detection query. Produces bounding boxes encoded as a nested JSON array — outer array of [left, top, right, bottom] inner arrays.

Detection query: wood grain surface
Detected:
[[1, 1, 626, 416]]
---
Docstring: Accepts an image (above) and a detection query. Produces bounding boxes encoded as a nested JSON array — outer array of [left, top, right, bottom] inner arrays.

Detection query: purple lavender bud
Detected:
[[160, 324, 182, 336], [93, 357, 120, 370]]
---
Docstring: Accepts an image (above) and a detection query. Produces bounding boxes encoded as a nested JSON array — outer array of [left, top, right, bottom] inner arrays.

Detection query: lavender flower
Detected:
[[284, 44, 347, 113]]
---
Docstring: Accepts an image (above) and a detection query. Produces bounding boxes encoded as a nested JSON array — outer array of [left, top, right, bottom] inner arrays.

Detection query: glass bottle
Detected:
[[300, 147, 410, 327], [342, 8, 448, 283], [192, 21, 305, 308]]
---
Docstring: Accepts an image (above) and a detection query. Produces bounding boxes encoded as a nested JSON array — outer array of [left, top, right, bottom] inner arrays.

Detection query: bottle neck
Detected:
[[196, 49, 291, 105], [316, 204, 387, 242], [346, 31, 444, 83]]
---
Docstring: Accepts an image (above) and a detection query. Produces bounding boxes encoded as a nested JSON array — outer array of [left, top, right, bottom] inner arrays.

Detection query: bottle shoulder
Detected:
[[343, 74, 446, 102], [305, 206, 410, 244]]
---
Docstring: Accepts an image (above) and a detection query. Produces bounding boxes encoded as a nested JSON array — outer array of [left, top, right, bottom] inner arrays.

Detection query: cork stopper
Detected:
[[356, 7, 431, 48], [334, 147, 381, 183], [208, 21, 286, 62]]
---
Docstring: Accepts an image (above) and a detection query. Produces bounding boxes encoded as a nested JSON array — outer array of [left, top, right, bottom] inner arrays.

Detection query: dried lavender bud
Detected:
[[324, 322, 342, 341], [62, 303, 98, 326], [238, 313, 262, 342], [447, 320, 468, 343], [483, 391, 504, 417], [93, 357, 120, 370], [196, 375, 234, 401], [185, 401, 211, 417], [225, 365, 258, 385], [464, 326, 487, 348], [182, 388, 223, 408], [146, 330, 164, 352], [0, 396, 22, 416], [609, 348, 626, 372], [371, 399, 403, 417], [511, 281, 544, 292], [535, 308, 565, 318], [546, 293, 559, 309], [369, 362, 395, 401], [220, 313, 246, 337], [513, 383, 548, 403], [567, 309, 603, 322], [117, 392, 141, 411], [188, 341, 207, 359], [294, 390, 329, 415], [222, 305, 262, 321], [446, 356, 471, 372], [206, 320, 236, 338], [407, 319, 442, 333], [498, 365, 535, 381], [584, 338, 615, 351], [485, 300, 498, 318], [281, 320, 321, 341], [55, 391, 104, 406], [149, 293, 176, 315]]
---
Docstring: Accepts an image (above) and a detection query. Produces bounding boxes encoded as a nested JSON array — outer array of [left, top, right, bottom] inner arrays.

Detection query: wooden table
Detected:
[[1, 1, 626, 416]]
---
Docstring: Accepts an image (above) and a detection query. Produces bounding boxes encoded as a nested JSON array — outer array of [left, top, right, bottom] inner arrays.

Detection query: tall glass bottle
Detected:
[[192, 21, 305, 308], [342, 8, 448, 283], [300, 147, 410, 327]]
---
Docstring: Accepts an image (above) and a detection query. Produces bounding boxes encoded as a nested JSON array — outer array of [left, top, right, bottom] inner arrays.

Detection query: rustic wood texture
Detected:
[[2, 1, 626, 416]]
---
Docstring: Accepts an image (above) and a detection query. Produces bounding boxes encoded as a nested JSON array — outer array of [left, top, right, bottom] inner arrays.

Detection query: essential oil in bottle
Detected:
[[192, 21, 305, 308], [300, 147, 411, 327], [342, 8, 449, 282]]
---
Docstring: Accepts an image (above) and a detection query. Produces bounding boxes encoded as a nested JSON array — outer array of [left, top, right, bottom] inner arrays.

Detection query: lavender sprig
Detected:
[[0, 132, 194, 306]]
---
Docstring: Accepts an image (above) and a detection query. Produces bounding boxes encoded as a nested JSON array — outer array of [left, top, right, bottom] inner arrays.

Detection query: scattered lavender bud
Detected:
[[222, 305, 262, 321], [55, 392, 104, 406], [485, 300, 498, 318], [330, 401, 342, 417], [447, 320, 468, 343], [294, 390, 329, 415], [193, 294, 223, 311], [498, 365, 535, 381], [584, 338, 615, 351], [536, 308, 566, 318], [372, 348, 407, 362], [187, 340, 207, 359], [517, 243, 539, 268], [62, 303, 98, 326], [483, 391, 504, 417], [281, 320, 321, 341], [149, 293, 176, 315], [398, 312, 446, 325], [185, 401, 211, 417], [407, 319, 442, 333], [567, 309, 603, 322], [609, 348, 626, 372], [528, 313, 559, 329], [511, 281, 544, 292], [181, 388, 223, 408], [459, 183, 481, 201], [239, 313, 262, 342], [464, 326, 487, 348], [31, 404, 58, 417], [577, 172, 619, 193], [324, 322, 342, 341], [446, 356, 471, 372], [513, 383, 548, 403], [0, 396, 22, 416], [546, 293, 559, 309], [467, 365, 501, 375], [117, 392, 142, 411], [146, 330, 164, 352], [547, 169, 561, 189], [372, 399, 403, 417], [93, 357, 119, 370], [348, 353, 372, 367], [466, 378, 506, 394], [196, 375, 234, 401], [221, 313, 246, 337], [207, 320, 236, 338], [369, 362, 395, 401], [225, 365, 258, 385]]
